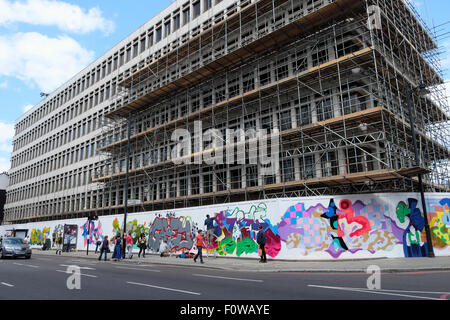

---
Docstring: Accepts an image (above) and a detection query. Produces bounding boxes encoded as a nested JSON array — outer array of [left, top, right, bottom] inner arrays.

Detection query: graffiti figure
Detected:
[[430, 198, 450, 247], [396, 199, 428, 258], [321, 199, 349, 251]]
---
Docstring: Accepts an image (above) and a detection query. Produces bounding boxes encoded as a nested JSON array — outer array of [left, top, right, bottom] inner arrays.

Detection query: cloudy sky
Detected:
[[0, 0, 448, 173]]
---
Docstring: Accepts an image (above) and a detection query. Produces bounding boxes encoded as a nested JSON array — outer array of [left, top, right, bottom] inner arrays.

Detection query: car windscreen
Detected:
[[3, 238, 25, 245]]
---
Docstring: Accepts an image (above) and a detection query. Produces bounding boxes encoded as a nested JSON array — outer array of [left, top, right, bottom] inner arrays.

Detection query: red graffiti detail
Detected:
[[337, 199, 371, 237], [265, 228, 281, 258]]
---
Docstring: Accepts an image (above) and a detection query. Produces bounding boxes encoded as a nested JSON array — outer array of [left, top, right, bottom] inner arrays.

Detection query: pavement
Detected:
[[31, 249, 450, 273]]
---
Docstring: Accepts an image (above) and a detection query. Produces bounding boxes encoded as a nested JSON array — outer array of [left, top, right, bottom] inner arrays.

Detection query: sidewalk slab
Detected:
[[30, 249, 450, 273]]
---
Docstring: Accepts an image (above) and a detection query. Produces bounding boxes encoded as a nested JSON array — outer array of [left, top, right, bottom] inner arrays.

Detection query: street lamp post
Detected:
[[405, 83, 435, 258], [122, 114, 132, 257]]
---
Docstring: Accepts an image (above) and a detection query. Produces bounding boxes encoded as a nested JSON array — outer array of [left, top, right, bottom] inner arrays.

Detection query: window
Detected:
[[246, 166, 258, 187], [282, 159, 295, 182], [300, 155, 315, 179], [173, 14, 181, 31], [317, 94, 334, 121], [259, 65, 271, 86], [296, 97, 312, 126], [183, 8, 190, 25], [279, 110, 292, 131], [322, 151, 338, 177], [193, 1, 201, 18], [204, 0, 212, 11], [164, 21, 171, 37], [156, 27, 162, 42]]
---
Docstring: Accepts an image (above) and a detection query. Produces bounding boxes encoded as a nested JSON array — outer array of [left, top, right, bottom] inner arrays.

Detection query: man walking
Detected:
[[257, 225, 267, 263], [98, 236, 109, 261], [125, 233, 133, 259], [194, 230, 204, 264]]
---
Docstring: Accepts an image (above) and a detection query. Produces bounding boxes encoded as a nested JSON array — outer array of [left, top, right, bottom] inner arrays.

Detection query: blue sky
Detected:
[[0, 0, 448, 173]]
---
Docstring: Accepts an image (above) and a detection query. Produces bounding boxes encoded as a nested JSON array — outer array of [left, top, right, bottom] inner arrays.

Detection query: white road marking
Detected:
[[308, 284, 443, 300], [13, 262, 39, 268], [192, 273, 263, 283], [56, 270, 97, 278], [115, 266, 161, 272], [60, 264, 96, 270], [127, 281, 201, 296], [1, 282, 14, 287]]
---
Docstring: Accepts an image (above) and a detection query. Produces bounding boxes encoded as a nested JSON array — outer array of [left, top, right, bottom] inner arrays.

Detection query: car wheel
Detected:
[[25, 255, 31, 259]]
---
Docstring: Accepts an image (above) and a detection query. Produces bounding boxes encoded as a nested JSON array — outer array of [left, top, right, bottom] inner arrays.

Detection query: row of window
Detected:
[[14, 0, 246, 137], [7, 147, 379, 207]]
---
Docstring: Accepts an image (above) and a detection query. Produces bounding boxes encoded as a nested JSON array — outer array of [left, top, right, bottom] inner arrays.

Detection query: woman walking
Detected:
[[138, 233, 146, 258], [112, 235, 122, 261], [55, 234, 63, 255]]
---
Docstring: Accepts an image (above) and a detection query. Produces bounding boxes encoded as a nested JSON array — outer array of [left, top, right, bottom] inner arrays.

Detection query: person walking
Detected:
[[125, 233, 134, 259], [112, 235, 122, 261], [257, 225, 267, 263], [138, 233, 146, 258], [194, 230, 204, 264], [55, 235, 63, 255], [98, 236, 109, 261]]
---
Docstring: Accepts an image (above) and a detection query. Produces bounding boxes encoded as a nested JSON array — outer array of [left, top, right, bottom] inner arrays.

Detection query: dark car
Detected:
[[0, 238, 32, 259]]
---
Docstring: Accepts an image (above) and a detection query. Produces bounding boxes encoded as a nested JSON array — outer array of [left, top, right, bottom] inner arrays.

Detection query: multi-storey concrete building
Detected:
[[4, 0, 450, 224], [0, 173, 8, 224]]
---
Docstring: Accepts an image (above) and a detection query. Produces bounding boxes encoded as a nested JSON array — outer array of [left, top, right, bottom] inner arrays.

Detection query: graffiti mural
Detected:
[[30, 227, 50, 245], [429, 198, 450, 247], [148, 215, 196, 253], [2, 194, 450, 260], [80, 220, 105, 247], [278, 199, 397, 258], [211, 203, 281, 258], [395, 199, 428, 258]]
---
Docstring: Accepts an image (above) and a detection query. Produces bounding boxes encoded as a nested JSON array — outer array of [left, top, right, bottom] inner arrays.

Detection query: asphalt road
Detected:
[[0, 255, 449, 302]]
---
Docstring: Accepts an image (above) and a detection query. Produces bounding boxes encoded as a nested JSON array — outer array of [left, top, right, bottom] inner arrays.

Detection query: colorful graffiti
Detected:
[[148, 215, 196, 253], [395, 199, 428, 258], [30, 227, 50, 245], [430, 198, 450, 248], [7, 194, 450, 259], [80, 220, 105, 246], [278, 199, 397, 258], [211, 203, 281, 258]]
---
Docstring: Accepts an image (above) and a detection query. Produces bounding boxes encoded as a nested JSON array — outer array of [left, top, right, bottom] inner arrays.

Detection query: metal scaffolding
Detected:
[[88, 0, 450, 216]]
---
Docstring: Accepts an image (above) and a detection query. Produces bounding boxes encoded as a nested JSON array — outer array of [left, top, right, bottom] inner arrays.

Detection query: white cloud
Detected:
[[23, 104, 33, 113], [0, 80, 7, 88], [0, 122, 14, 143], [0, 122, 14, 172], [0, 0, 115, 35], [0, 157, 11, 172], [0, 32, 95, 92]]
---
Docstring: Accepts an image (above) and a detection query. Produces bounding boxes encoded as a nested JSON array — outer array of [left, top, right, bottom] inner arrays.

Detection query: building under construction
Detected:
[[4, 0, 450, 224], [94, 0, 450, 216]]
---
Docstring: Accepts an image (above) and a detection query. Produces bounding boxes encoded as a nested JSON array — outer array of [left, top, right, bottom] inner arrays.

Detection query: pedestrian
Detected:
[[204, 214, 217, 258], [98, 236, 109, 261], [112, 235, 122, 261], [125, 233, 133, 259], [194, 230, 204, 264], [257, 225, 267, 263], [55, 235, 63, 255], [159, 240, 169, 257], [95, 239, 102, 254], [138, 233, 146, 258]]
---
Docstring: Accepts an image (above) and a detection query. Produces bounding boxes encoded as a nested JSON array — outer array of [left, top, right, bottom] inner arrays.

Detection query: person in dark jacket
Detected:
[[98, 236, 109, 261], [257, 225, 267, 263]]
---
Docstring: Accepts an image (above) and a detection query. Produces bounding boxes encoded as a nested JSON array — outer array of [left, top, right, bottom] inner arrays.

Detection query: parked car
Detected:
[[0, 237, 32, 259]]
